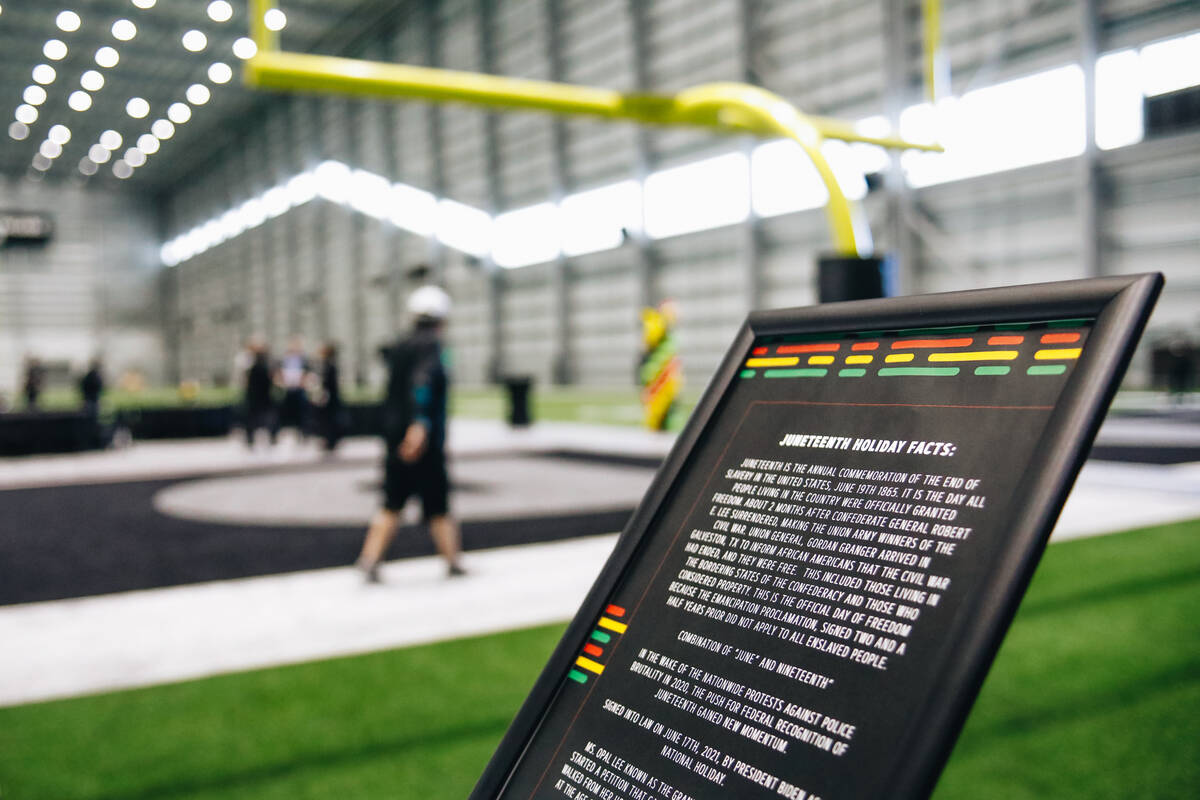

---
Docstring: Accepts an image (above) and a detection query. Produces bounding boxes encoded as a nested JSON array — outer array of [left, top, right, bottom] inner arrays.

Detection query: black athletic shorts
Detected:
[[383, 451, 449, 519]]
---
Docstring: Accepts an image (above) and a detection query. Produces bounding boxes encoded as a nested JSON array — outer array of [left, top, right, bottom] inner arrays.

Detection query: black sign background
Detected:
[[473, 276, 1161, 800]]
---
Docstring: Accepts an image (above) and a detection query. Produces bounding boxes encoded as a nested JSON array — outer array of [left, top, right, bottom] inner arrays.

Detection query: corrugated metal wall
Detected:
[[0, 178, 163, 396], [162, 0, 1200, 390]]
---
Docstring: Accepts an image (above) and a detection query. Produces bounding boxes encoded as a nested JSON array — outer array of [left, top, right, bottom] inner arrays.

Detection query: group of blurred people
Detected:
[[237, 335, 343, 452], [12, 355, 105, 416]]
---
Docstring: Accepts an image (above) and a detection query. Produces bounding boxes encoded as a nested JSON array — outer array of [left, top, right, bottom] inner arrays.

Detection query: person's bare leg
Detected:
[[357, 509, 399, 581], [429, 514, 465, 575]]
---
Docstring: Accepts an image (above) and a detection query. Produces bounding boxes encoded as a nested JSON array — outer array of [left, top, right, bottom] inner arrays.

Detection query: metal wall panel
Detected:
[[158, 0, 1200, 393], [0, 178, 163, 395]]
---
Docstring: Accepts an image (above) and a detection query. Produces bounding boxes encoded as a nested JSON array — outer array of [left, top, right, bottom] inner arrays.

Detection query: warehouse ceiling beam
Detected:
[[244, 0, 942, 257]]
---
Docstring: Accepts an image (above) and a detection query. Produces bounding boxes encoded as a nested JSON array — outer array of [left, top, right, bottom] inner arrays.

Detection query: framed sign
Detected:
[[0, 211, 54, 245], [474, 274, 1162, 800]]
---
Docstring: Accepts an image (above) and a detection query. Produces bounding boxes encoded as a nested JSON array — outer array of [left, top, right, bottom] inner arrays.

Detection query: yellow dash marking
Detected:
[[928, 350, 1019, 363], [598, 617, 628, 634], [808, 355, 835, 365], [885, 353, 914, 363], [745, 357, 799, 367], [1035, 348, 1082, 360], [845, 355, 874, 365], [576, 656, 605, 675]]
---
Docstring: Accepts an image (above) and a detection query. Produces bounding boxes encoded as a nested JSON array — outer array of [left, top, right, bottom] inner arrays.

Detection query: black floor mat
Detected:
[[1088, 444, 1200, 465], [542, 449, 664, 469], [0, 473, 631, 606]]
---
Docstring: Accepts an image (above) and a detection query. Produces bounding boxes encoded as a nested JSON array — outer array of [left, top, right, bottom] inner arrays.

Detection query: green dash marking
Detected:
[[896, 325, 980, 335], [1048, 318, 1092, 328], [590, 630, 611, 644], [878, 367, 960, 377], [1028, 364, 1068, 375], [838, 368, 866, 377], [974, 366, 1011, 375], [568, 669, 588, 684], [776, 332, 845, 343], [764, 368, 828, 378], [994, 322, 1032, 331], [740, 369, 756, 378]]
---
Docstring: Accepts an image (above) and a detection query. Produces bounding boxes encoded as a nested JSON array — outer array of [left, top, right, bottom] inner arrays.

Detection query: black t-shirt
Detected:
[[382, 330, 447, 452]]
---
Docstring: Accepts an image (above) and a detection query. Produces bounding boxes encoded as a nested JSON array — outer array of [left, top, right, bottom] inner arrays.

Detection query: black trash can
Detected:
[[817, 254, 892, 302], [502, 376, 534, 427]]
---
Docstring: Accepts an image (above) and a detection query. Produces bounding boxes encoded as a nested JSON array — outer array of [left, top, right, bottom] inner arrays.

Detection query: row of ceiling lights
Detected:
[[7, 1, 287, 180]]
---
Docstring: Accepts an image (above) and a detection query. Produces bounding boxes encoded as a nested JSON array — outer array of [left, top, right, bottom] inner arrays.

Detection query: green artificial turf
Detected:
[[0, 625, 566, 800], [932, 517, 1200, 799], [0, 519, 1197, 799], [24, 385, 699, 430]]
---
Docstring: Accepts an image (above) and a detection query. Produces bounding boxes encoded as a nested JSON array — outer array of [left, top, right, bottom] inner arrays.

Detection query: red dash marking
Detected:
[[1041, 332, 1080, 344], [583, 643, 604, 658], [751, 346, 768, 356], [988, 335, 1024, 345], [852, 342, 879, 351], [777, 343, 840, 354], [891, 338, 973, 349], [605, 604, 626, 617]]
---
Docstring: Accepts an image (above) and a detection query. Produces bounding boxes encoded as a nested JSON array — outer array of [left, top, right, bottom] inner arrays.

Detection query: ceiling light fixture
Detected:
[[207, 62, 233, 84], [56, 10, 81, 32], [132, 0, 157, 9], [80, 70, 104, 91], [167, 102, 191, 124], [124, 147, 146, 167], [43, 39, 68, 60], [32, 64, 57, 85], [111, 19, 137, 41], [99, 129, 122, 149], [48, 124, 71, 144], [137, 133, 159, 154], [23, 85, 47, 105], [40, 140, 63, 159], [79, 157, 99, 176], [9, 122, 30, 140], [151, 118, 174, 139], [89, 143, 111, 163], [186, 84, 211, 105], [113, 160, 133, 179], [231, 37, 257, 60], [126, 96, 150, 118], [68, 91, 92, 111], [33, 153, 53, 171], [95, 46, 119, 68], [207, 1, 232, 23], [182, 30, 207, 52], [15, 104, 38, 124], [263, 8, 286, 31]]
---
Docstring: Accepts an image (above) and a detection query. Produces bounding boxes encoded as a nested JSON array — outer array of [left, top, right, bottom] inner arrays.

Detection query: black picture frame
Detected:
[[471, 273, 1162, 800]]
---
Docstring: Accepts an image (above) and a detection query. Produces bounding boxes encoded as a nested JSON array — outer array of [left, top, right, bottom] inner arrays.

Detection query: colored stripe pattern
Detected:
[[570, 604, 628, 685], [740, 320, 1090, 382]]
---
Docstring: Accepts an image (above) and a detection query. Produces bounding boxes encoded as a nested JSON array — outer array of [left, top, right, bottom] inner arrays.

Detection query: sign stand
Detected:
[[473, 275, 1162, 800]]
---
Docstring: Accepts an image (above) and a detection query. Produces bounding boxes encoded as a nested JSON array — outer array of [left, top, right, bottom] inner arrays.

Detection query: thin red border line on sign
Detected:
[[753, 400, 1055, 410], [525, 397, 1054, 797]]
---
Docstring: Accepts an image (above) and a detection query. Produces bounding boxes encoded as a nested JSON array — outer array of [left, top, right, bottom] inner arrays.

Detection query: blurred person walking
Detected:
[[243, 340, 278, 449], [22, 356, 45, 410], [80, 357, 106, 449], [356, 286, 465, 581], [80, 358, 104, 418], [316, 341, 344, 453], [277, 335, 312, 440]]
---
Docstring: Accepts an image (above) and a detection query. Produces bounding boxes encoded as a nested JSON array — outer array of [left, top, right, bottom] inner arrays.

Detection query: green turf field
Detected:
[[25, 385, 698, 429], [1, 519, 1197, 799]]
